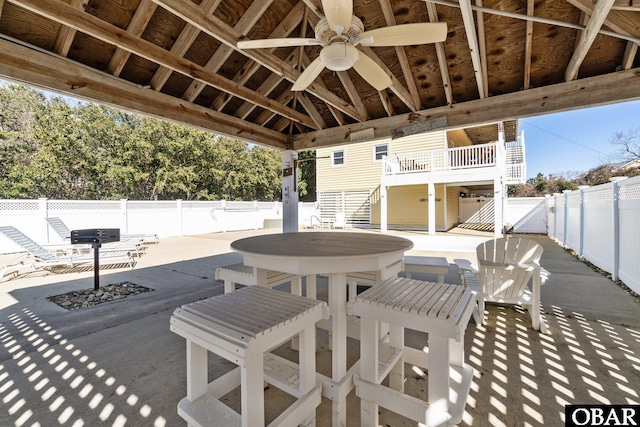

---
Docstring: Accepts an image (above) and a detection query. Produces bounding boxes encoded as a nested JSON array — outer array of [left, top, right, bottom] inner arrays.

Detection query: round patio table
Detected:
[[231, 231, 414, 427]]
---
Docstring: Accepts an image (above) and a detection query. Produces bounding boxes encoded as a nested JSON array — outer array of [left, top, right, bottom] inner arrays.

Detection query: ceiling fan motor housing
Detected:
[[320, 43, 359, 71]]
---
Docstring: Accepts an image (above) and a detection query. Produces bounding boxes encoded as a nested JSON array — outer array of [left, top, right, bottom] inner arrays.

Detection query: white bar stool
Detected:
[[347, 276, 476, 427], [171, 286, 327, 427]]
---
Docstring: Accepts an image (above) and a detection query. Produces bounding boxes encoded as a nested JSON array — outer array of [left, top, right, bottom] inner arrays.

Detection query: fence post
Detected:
[[120, 199, 128, 234], [544, 195, 550, 236], [177, 199, 183, 236], [610, 177, 627, 281], [562, 190, 571, 247], [39, 197, 49, 243], [577, 186, 589, 257], [552, 193, 559, 241]]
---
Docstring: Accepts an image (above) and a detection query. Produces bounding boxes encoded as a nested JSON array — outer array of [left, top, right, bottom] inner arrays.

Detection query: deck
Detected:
[[382, 139, 527, 186], [0, 229, 638, 426]]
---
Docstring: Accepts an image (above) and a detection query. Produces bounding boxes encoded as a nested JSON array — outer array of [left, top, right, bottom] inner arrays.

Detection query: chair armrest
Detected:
[[478, 259, 512, 268], [454, 259, 478, 274], [540, 267, 550, 284]]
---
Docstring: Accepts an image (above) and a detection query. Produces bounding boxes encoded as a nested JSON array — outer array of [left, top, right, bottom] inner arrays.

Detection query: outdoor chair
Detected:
[[45, 217, 146, 256], [171, 286, 326, 427], [347, 277, 476, 426], [214, 262, 301, 294], [46, 217, 157, 250], [333, 211, 347, 228], [456, 237, 550, 333], [0, 226, 135, 279]]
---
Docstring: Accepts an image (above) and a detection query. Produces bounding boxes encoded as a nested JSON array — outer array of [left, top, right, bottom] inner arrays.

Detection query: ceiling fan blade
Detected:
[[292, 57, 326, 91], [359, 22, 448, 47], [352, 52, 392, 91], [237, 38, 321, 49], [322, 0, 353, 35]]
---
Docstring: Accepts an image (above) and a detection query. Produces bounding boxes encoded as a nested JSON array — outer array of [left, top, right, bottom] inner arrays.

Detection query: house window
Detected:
[[333, 150, 344, 166], [374, 143, 388, 161]]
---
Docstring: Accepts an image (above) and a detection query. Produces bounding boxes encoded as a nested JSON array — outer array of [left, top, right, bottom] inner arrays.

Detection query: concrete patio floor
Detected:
[[0, 229, 638, 426]]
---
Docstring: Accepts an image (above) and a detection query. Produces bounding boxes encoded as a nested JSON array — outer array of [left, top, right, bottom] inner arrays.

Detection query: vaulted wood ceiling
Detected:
[[0, 0, 638, 151]]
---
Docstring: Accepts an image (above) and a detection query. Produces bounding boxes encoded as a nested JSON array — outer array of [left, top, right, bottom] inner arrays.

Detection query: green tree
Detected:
[[0, 84, 47, 197], [297, 150, 316, 201], [0, 83, 313, 202]]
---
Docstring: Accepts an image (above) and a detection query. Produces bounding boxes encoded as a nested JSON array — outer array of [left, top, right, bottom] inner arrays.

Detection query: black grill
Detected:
[[70, 228, 120, 245]]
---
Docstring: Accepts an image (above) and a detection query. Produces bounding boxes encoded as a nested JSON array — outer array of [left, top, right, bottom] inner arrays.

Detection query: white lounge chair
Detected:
[[456, 237, 550, 333], [46, 217, 152, 254], [0, 226, 135, 280]]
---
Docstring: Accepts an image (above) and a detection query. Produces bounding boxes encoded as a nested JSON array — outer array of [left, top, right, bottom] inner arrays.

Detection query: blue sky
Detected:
[[519, 100, 640, 179]]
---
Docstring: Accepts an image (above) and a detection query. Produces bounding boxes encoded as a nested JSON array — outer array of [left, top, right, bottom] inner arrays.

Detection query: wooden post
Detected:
[[282, 150, 299, 233]]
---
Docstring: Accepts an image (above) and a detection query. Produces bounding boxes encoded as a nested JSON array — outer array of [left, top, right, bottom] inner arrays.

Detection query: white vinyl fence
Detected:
[[0, 199, 321, 255], [547, 176, 640, 295]]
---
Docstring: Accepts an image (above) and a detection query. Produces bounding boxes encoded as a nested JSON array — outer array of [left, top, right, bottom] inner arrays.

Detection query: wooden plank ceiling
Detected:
[[0, 0, 638, 151]]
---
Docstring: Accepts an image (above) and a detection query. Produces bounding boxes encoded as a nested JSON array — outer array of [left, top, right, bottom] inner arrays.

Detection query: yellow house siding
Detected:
[[371, 184, 447, 229], [316, 131, 446, 193]]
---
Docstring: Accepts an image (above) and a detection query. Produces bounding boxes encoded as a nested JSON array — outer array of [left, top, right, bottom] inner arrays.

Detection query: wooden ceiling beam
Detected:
[[300, 52, 347, 126], [622, 42, 638, 69], [255, 90, 295, 126], [379, 90, 395, 117], [10, 0, 318, 130], [179, 0, 276, 104], [359, 46, 417, 111], [474, 0, 489, 97], [0, 37, 287, 148], [152, 0, 364, 121], [337, 71, 369, 120], [567, 0, 640, 72], [106, 0, 157, 77], [523, 0, 534, 90], [301, 0, 323, 16], [609, 0, 640, 11], [565, 0, 615, 81], [235, 50, 299, 120], [378, 0, 422, 110], [567, 0, 640, 38], [292, 67, 640, 149], [208, 2, 305, 110], [427, 0, 640, 44], [297, 93, 327, 129], [149, 0, 224, 91], [53, 0, 88, 56], [425, 2, 453, 105], [456, 0, 486, 98]]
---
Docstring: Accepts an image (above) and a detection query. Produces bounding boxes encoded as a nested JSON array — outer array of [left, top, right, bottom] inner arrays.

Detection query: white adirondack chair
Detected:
[[457, 237, 550, 333]]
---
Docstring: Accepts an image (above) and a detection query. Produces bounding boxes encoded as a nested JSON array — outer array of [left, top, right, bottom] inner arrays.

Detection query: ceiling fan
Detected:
[[236, 0, 447, 92]]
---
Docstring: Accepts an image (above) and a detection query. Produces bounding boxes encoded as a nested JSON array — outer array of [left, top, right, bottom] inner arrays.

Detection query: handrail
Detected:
[[383, 140, 526, 183], [383, 142, 498, 174]]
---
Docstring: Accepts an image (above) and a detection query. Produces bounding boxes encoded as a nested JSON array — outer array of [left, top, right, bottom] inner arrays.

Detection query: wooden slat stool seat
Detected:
[[345, 258, 403, 301], [171, 286, 327, 427], [215, 262, 300, 294], [403, 256, 450, 283], [347, 276, 476, 427]]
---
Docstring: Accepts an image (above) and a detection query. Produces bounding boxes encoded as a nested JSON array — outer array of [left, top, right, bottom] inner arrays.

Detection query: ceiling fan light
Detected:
[[320, 43, 358, 71]]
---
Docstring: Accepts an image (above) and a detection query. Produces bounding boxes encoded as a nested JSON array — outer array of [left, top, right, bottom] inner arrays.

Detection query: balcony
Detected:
[[382, 134, 526, 186]]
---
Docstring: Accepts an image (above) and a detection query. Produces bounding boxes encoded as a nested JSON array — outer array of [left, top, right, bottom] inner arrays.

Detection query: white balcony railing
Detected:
[[383, 138, 526, 184], [383, 142, 498, 175]]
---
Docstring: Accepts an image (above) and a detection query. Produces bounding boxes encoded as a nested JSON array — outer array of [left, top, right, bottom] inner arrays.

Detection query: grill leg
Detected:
[[92, 243, 101, 290]]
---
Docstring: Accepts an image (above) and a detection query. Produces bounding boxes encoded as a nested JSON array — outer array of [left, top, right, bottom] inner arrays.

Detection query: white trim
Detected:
[[332, 150, 345, 167], [373, 143, 389, 162]]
